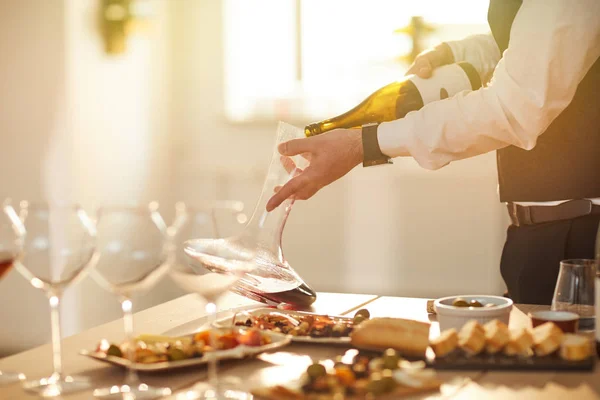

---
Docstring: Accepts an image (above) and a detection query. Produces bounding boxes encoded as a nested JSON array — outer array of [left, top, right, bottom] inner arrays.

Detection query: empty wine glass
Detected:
[[0, 200, 26, 385], [170, 201, 247, 262], [90, 203, 172, 399], [7, 201, 98, 397], [168, 211, 257, 399]]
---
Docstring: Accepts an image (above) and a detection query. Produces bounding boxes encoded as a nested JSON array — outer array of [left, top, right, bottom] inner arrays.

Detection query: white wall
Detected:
[[64, 0, 179, 335], [169, 0, 509, 300], [0, 0, 67, 356], [0, 0, 177, 355]]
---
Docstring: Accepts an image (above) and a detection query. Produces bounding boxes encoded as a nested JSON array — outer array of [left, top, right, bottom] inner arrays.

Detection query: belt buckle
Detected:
[[510, 203, 521, 227]]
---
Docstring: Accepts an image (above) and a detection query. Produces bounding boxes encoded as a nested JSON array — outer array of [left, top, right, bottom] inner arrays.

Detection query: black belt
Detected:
[[507, 199, 600, 227]]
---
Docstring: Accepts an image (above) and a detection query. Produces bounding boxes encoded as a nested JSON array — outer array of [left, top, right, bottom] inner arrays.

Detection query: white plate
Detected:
[[213, 307, 354, 345], [79, 327, 291, 372]]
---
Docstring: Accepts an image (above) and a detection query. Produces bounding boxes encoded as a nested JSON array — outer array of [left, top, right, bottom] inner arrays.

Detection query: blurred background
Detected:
[[0, 0, 507, 357]]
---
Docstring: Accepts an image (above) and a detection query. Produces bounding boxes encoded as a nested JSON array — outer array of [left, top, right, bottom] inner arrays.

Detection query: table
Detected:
[[0, 293, 598, 399]]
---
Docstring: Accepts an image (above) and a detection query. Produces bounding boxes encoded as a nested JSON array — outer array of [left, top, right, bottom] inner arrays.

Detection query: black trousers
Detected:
[[500, 214, 600, 305]]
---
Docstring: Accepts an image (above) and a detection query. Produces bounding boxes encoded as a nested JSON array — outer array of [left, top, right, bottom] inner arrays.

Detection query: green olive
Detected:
[[452, 298, 469, 307], [354, 308, 370, 319], [382, 349, 400, 370], [381, 369, 396, 392], [167, 348, 186, 361], [469, 300, 483, 308], [366, 372, 386, 395], [353, 315, 367, 325], [106, 344, 122, 358], [307, 363, 327, 380]]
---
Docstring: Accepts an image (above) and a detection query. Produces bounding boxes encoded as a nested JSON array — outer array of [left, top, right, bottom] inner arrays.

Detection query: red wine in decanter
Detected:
[[0, 251, 14, 279]]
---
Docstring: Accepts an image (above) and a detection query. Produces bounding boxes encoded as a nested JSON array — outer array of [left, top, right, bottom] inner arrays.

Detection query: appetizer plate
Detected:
[[80, 327, 291, 372], [250, 348, 444, 400], [213, 307, 356, 345]]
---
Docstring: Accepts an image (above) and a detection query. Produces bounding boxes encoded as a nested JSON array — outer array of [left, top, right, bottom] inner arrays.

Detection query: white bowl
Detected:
[[434, 295, 513, 332]]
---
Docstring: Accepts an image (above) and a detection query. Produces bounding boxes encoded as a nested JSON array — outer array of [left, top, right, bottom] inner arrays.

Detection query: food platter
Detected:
[[250, 348, 444, 400], [80, 326, 291, 372], [212, 307, 369, 345]]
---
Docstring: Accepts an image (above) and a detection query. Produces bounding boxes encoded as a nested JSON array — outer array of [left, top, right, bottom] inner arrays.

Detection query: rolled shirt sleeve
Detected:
[[446, 33, 501, 85], [377, 0, 600, 171]]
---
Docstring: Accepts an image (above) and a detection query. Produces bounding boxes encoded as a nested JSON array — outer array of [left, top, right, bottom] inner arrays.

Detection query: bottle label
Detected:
[[409, 63, 473, 105]]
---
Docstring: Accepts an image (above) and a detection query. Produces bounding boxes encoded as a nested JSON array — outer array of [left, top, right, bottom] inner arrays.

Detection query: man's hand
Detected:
[[405, 43, 455, 78], [266, 129, 363, 212]]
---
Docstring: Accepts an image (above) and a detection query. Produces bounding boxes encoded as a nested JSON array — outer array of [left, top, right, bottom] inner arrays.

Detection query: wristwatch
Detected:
[[361, 123, 393, 167]]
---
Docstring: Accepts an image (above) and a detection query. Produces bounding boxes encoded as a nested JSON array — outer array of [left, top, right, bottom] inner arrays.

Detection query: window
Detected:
[[223, 0, 490, 124]]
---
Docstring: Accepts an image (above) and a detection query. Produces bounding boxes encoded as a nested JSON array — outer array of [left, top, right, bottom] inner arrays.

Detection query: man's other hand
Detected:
[[405, 43, 455, 78], [266, 129, 363, 212]]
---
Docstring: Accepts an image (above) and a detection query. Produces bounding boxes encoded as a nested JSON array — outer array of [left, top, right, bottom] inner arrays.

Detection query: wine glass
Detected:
[[169, 204, 257, 400], [169, 201, 247, 260], [90, 203, 172, 399], [7, 201, 98, 397], [552, 259, 597, 331], [0, 200, 26, 385], [172, 201, 247, 239]]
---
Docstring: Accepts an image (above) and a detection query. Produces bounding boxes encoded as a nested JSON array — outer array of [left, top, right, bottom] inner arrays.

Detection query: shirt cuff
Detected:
[[445, 40, 465, 63], [377, 119, 411, 158], [377, 118, 450, 171]]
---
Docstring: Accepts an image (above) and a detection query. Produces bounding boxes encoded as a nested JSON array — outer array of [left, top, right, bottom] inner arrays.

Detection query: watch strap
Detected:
[[362, 123, 393, 167]]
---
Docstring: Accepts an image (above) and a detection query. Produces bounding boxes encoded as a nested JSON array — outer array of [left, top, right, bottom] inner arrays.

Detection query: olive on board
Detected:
[[382, 348, 400, 370], [167, 348, 186, 361], [106, 344, 122, 358], [366, 372, 386, 395], [307, 363, 327, 380], [381, 369, 397, 392], [354, 308, 370, 319]]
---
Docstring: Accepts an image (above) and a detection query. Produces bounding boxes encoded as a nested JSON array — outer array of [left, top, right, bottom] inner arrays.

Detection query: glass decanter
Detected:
[[225, 121, 317, 308]]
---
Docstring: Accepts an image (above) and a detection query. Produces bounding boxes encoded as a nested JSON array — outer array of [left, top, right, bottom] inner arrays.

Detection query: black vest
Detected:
[[488, 0, 600, 202]]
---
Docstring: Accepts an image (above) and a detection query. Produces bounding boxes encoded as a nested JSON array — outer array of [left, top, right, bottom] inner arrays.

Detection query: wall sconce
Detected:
[[100, 0, 153, 55], [394, 16, 437, 65]]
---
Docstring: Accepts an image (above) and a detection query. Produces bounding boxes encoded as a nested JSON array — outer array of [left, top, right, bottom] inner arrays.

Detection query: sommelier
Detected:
[[266, 0, 600, 305]]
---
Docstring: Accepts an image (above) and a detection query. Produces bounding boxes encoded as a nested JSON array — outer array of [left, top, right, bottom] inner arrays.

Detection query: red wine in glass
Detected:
[[0, 251, 14, 280]]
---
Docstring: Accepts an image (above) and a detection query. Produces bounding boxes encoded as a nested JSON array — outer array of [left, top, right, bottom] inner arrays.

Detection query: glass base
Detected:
[[176, 378, 252, 400], [22, 375, 90, 397], [0, 371, 25, 385], [93, 383, 172, 399]]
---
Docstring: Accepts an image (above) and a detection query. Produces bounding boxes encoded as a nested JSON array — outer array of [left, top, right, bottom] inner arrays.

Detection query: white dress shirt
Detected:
[[376, 0, 600, 206]]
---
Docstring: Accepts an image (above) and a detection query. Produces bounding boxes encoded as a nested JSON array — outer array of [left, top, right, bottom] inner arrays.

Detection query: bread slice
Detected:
[[559, 334, 592, 361], [503, 327, 534, 356], [350, 317, 430, 357], [484, 320, 510, 354], [430, 328, 458, 358], [458, 320, 485, 355], [532, 322, 564, 356]]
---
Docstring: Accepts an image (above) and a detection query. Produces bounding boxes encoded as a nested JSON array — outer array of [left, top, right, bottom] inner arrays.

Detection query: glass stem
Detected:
[[121, 297, 140, 387], [206, 302, 218, 390], [48, 291, 63, 381]]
